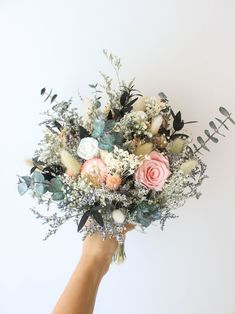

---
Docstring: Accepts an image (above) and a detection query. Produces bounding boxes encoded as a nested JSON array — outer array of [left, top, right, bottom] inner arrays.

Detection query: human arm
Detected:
[[51, 224, 134, 314]]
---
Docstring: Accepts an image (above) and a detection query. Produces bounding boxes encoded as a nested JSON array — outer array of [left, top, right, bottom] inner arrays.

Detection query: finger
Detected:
[[123, 224, 135, 234]]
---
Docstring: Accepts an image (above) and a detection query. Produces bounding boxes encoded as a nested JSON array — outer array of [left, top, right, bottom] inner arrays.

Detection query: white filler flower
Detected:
[[112, 209, 126, 224], [77, 137, 99, 160]]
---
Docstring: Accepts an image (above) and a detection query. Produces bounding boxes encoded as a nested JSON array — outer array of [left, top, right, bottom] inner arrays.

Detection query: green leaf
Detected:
[[215, 117, 229, 130], [51, 94, 57, 103], [32, 171, 44, 183], [197, 136, 210, 152], [104, 120, 115, 132], [209, 121, 217, 131], [112, 132, 124, 146], [219, 107, 230, 117], [21, 176, 32, 187], [92, 119, 105, 138], [92, 211, 104, 227], [210, 136, 219, 143], [40, 87, 46, 95], [204, 129, 211, 138], [18, 182, 28, 195], [228, 117, 235, 125], [89, 83, 98, 88], [49, 178, 63, 193], [34, 183, 45, 197], [98, 133, 115, 152], [44, 89, 52, 102], [77, 210, 92, 232], [52, 191, 64, 201]]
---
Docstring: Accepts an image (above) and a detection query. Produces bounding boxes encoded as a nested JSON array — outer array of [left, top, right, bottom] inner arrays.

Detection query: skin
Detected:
[[52, 224, 134, 314]]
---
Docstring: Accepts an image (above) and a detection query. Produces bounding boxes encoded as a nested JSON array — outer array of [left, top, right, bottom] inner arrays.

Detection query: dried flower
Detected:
[[106, 174, 122, 190]]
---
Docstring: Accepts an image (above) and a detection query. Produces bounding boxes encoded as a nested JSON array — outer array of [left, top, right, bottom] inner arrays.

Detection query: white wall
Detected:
[[0, 1, 235, 313]]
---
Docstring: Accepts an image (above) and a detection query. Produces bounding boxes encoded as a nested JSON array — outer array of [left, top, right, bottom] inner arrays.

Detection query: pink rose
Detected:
[[134, 151, 171, 191]]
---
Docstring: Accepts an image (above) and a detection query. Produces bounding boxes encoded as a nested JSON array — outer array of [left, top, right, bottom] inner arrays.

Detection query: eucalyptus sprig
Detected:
[[194, 107, 234, 154]]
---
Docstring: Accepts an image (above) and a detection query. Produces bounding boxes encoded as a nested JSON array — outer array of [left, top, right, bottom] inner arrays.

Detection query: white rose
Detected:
[[112, 209, 126, 224], [77, 137, 99, 160]]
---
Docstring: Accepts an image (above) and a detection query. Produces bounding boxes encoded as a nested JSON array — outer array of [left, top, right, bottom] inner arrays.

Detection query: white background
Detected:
[[0, 1, 235, 313]]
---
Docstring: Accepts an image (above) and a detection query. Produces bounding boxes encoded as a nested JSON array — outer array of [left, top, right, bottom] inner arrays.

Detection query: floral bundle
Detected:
[[17, 51, 234, 262]]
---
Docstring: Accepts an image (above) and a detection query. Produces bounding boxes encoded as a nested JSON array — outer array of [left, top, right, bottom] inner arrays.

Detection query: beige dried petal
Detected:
[[180, 160, 198, 175], [60, 149, 81, 176], [150, 115, 163, 135], [132, 97, 146, 112], [134, 142, 153, 156], [170, 138, 185, 154]]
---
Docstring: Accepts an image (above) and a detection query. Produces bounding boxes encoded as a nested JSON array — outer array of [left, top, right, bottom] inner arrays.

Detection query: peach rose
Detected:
[[134, 151, 171, 191], [106, 174, 122, 190], [81, 157, 107, 185]]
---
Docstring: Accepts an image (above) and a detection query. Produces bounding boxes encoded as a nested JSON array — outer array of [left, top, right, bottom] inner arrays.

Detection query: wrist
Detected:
[[79, 253, 112, 277]]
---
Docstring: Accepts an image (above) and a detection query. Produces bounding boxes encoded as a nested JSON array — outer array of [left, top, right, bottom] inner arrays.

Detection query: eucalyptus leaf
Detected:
[[210, 136, 219, 143], [104, 120, 115, 132], [44, 89, 52, 102], [204, 129, 211, 137], [197, 136, 210, 152], [215, 118, 229, 130], [92, 119, 105, 138], [18, 182, 28, 195], [52, 191, 65, 201], [40, 87, 46, 95], [209, 121, 217, 131], [51, 94, 57, 103], [21, 176, 32, 187], [32, 171, 44, 183], [219, 107, 230, 117], [34, 183, 45, 197], [49, 178, 63, 193], [228, 117, 235, 125]]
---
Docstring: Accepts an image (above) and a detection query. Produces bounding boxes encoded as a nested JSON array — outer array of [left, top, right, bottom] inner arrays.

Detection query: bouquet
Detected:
[[17, 51, 234, 263]]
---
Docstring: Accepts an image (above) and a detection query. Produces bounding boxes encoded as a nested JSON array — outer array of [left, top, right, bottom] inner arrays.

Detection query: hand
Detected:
[[80, 224, 135, 275]]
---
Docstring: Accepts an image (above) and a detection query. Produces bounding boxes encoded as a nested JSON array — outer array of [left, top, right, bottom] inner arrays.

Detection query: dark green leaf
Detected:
[[107, 110, 113, 120], [120, 91, 129, 106], [18, 182, 28, 195], [219, 107, 230, 117], [92, 211, 104, 227], [127, 97, 138, 107], [170, 133, 189, 140], [197, 136, 210, 152], [40, 87, 46, 95], [51, 94, 57, 103], [173, 111, 184, 131], [53, 120, 63, 131], [77, 210, 92, 232], [79, 125, 90, 139], [30, 166, 37, 175]]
